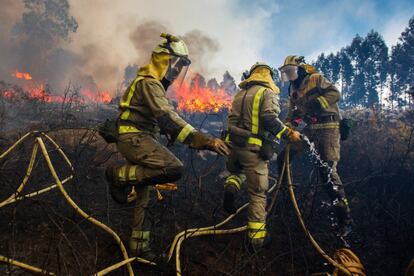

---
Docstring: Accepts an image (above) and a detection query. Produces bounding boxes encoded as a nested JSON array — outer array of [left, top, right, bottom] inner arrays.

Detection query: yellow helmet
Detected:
[[279, 55, 305, 70], [150, 33, 191, 83], [153, 33, 190, 60], [243, 62, 273, 79]]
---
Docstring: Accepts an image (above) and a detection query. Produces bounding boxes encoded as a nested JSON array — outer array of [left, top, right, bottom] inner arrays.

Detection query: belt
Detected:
[[309, 121, 340, 130], [310, 114, 339, 124]]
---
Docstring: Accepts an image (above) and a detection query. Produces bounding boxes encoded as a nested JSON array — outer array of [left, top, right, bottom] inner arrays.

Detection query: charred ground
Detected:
[[0, 90, 413, 275]]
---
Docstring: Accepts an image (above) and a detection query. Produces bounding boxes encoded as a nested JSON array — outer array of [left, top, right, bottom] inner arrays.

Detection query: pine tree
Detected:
[[361, 30, 388, 107], [390, 16, 414, 108], [345, 35, 365, 106], [207, 78, 219, 90], [220, 71, 237, 94], [338, 49, 354, 107]]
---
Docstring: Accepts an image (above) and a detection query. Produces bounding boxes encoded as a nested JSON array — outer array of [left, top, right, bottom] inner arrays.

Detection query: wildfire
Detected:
[[3, 70, 113, 104], [170, 75, 232, 113], [81, 89, 112, 104], [13, 70, 32, 80], [28, 84, 68, 102]]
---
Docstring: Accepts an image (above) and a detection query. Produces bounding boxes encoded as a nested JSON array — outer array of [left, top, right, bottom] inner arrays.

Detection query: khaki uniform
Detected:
[[225, 69, 287, 242], [281, 70, 351, 227], [114, 72, 196, 254]]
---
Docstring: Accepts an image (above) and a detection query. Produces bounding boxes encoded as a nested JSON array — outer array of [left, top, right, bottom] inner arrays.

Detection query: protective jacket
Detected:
[[227, 68, 287, 149], [287, 68, 341, 129], [118, 52, 195, 143]]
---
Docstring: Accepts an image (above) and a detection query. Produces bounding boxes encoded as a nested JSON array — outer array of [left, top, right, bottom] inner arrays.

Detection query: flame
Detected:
[[13, 71, 32, 80], [169, 75, 232, 113], [81, 88, 112, 104], [23, 84, 65, 102], [4, 70, 113, 104], [3, 90, 15, 99]]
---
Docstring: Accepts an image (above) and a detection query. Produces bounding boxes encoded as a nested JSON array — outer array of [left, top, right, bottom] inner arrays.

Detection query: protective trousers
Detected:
[[278, 128, 351, 226], [225, 147, 268, 242], [114, 133, 184, 253]]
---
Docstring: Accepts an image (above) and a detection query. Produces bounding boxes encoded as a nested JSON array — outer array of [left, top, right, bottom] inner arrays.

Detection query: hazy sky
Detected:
[[67, 0, 413, 90], [2, 0, 413, 93]]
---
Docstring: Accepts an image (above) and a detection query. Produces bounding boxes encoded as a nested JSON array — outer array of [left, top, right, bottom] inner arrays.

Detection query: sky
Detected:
[[1, 0, 413, 94], [66, 0, 413, 91]]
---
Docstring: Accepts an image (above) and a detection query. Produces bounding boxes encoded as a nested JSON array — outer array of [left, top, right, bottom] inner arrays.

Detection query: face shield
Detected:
[[280, 65, 298, 85], [164, 55, 191, 85]]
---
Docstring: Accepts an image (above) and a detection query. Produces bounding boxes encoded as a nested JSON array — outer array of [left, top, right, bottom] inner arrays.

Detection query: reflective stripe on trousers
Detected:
[[129, 230, 150, 253], [247, 221, 266, 239], [224, 174, 246, 190]]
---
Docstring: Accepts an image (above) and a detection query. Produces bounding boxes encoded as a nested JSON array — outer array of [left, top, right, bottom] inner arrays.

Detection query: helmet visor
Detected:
[[280, 65, 298, 82], [165, 56, 191, 83]]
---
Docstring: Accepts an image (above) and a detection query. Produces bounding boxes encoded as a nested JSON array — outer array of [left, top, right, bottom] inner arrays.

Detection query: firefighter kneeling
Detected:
[[223, 62, 301, 251], [105, 33, 230, 261]]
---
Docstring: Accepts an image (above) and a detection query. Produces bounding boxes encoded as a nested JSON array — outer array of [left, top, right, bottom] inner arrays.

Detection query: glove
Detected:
[[206, 138, 231, 156], [189, 132, 230, 156], [285, 127, 301, 143]]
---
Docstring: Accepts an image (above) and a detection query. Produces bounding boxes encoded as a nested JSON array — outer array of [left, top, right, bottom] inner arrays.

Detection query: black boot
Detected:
[[335, 199, 353, 238], [247, 235, 272, 254], [223, 185, 238, 214], [129, 230, 158, 262], [105, 166, 130, 204]]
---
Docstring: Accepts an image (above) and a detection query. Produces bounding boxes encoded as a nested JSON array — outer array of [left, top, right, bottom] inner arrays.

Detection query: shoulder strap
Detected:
[[236, 90, 249, 128], [119, 76, 144, 120]]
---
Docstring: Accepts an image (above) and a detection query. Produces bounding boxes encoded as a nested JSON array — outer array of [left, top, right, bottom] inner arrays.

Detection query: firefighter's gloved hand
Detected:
[[189, 132, 230, 156], [206, 138, 230, 156], [286, 128, 301, 143]]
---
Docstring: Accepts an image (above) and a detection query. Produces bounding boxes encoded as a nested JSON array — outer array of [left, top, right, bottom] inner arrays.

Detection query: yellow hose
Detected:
[[36, 137, 135, 276], [0, 131, 357, 276], [0, 133, 139, 275], [0, 255, 55, 275], [284, 145, 352, 276], [175, 226, 247, 276], [0, 142, 39, 208], [169, 159, 286, 274], [0, 131, 34, 160]]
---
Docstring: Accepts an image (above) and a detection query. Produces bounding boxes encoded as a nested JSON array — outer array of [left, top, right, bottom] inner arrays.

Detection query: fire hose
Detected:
[[0, 132, 361, 275], [0, 131, 155, 276], [167, 144, 355, 276]]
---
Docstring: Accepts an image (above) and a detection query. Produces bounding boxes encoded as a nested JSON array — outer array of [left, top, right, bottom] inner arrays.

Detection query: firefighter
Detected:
[[223, 62, 301, 251], [105, 33, 230, 260], [278, 55, 353, 237]]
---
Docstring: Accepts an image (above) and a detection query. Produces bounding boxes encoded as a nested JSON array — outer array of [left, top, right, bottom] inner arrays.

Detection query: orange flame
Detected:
[[5, 70, 113, 104], [13, 70, 32, 80], [23, 84, 65, 102], [81, 88, 112, 104], [3, 90, 15, 99], [169, 75, 232, 113]]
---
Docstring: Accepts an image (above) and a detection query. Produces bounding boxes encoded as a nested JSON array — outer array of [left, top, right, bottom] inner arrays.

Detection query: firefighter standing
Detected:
[[223, 62, 301, 251], [105, 33, 230, 260], [278, 55, 353, 237]]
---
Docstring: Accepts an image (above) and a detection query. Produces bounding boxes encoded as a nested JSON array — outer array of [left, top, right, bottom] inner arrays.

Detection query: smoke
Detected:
[[0, 0, 82, 91], [129, 20, 168, 65], [183, 30, 220, 76], [128, 20, 220, 76], [0, 0, 277, 95], [0, 0, 23, 79]]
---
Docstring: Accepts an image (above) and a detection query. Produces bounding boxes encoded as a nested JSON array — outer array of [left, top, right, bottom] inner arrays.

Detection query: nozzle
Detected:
[[160, 33, 180, 42]]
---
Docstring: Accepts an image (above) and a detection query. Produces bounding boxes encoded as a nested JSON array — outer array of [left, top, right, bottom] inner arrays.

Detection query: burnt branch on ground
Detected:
[[0, 91, 413, 275]]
